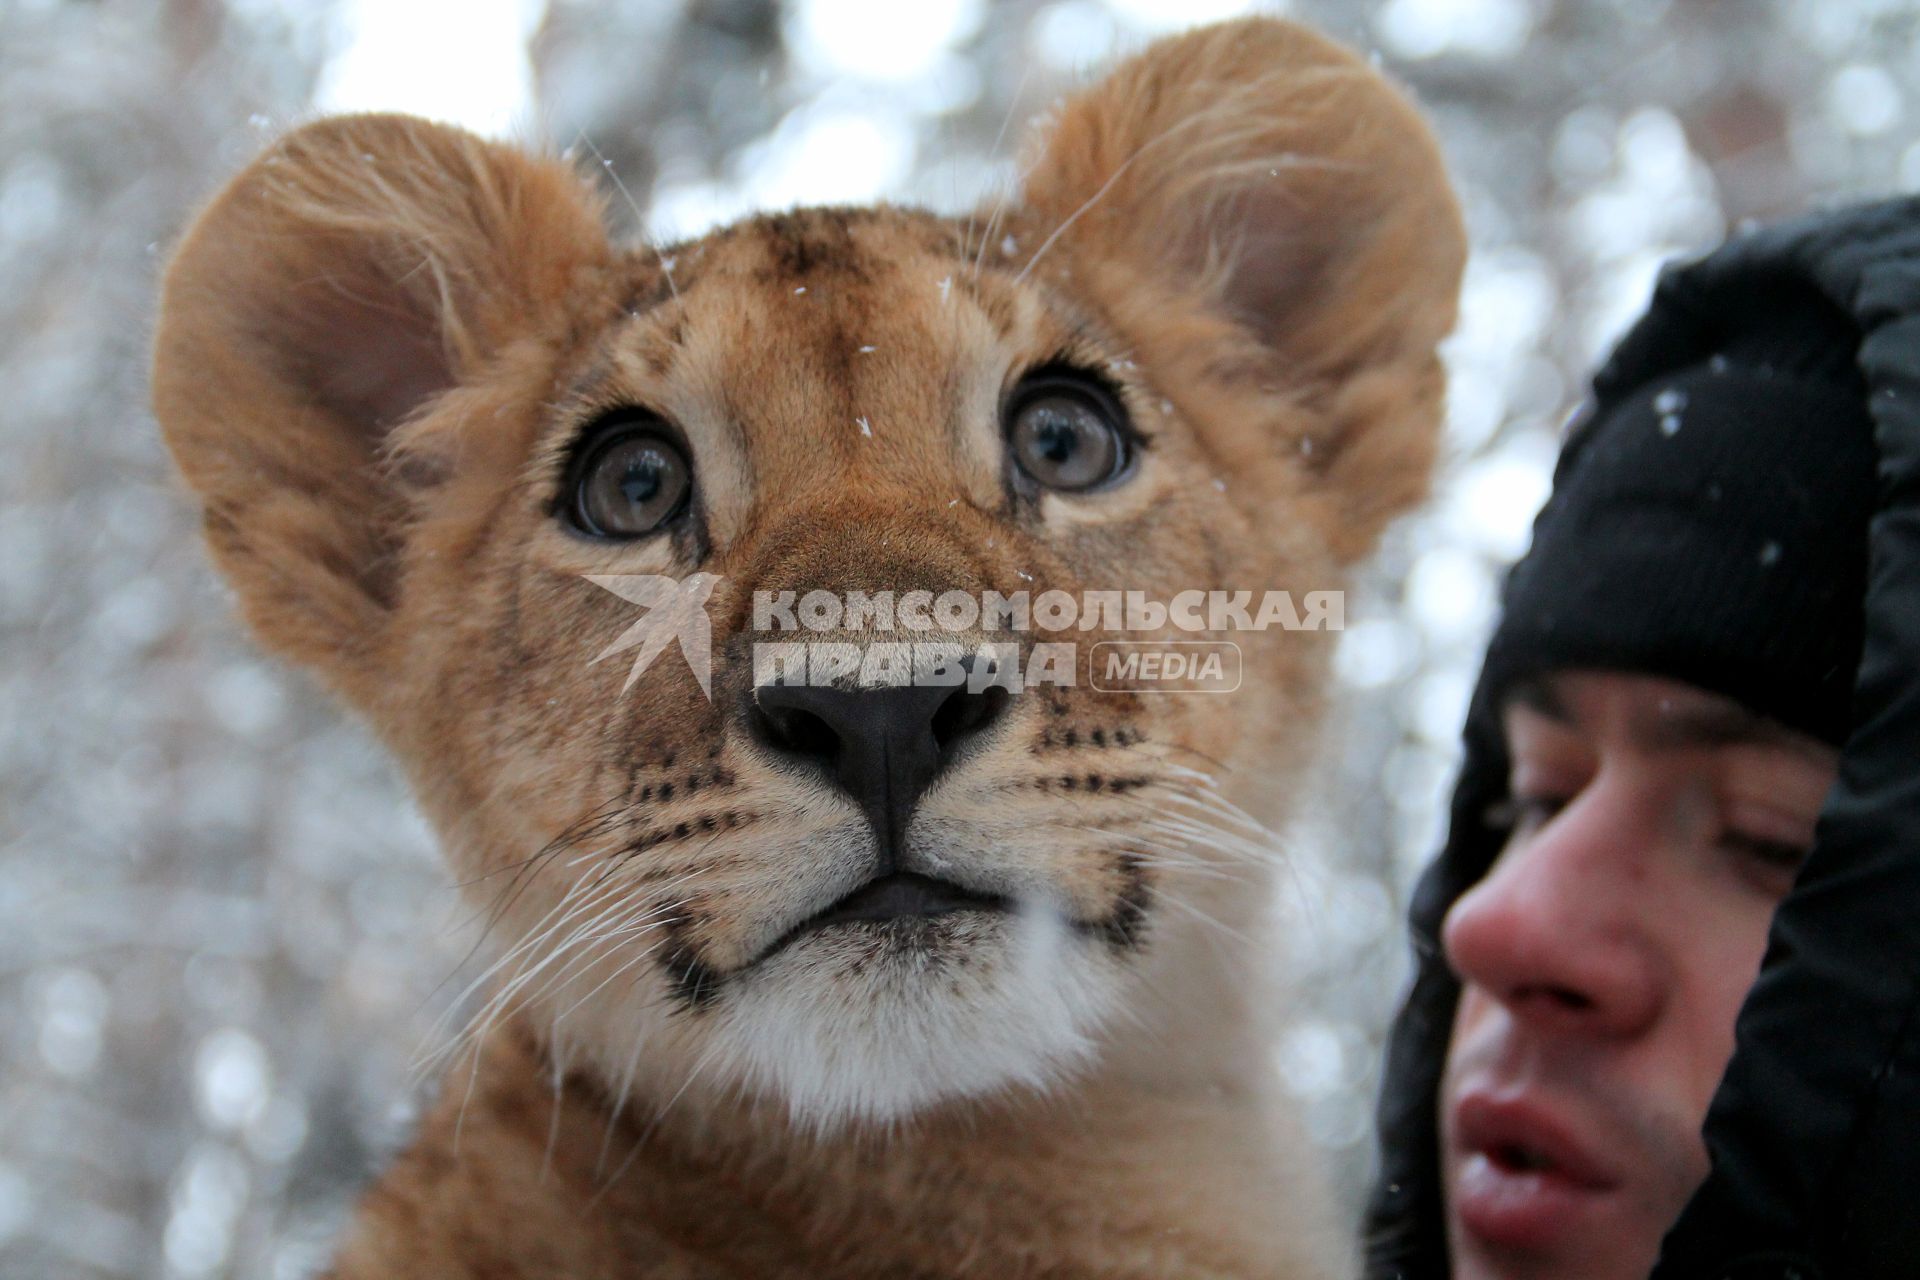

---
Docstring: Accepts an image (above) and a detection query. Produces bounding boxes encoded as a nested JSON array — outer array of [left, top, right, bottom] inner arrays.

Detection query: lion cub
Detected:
[[152, 18, 1460, 1279]]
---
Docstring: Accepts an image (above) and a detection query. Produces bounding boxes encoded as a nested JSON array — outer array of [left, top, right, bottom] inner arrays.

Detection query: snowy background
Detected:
[[3, 0, 1917, 1275]]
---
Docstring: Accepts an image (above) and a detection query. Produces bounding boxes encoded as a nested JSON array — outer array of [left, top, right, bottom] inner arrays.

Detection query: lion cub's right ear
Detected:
[[152, 115, 610, 694]]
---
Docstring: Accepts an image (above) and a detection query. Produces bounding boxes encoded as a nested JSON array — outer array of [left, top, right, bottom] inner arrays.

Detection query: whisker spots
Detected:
[[619, 809, 755, 859], [1036, 722, 1143, 752], [1030, 772, 1153, 795]]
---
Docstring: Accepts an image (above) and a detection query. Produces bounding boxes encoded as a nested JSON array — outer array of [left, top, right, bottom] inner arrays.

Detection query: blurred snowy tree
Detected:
[[2, 0, 1916, 1274]]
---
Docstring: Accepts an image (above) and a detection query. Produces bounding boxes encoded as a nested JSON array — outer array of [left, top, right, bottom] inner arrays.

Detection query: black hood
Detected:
[[1365, 194, 1920, 1278]]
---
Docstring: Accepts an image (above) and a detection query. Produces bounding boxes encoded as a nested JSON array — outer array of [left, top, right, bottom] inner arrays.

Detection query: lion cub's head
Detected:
[[153, 19, 1461, 1126]]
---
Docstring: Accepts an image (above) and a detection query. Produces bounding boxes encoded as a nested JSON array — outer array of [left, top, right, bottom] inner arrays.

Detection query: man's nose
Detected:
[[1441, 783, 1667, 1039], [748, 674, 1012, 861]]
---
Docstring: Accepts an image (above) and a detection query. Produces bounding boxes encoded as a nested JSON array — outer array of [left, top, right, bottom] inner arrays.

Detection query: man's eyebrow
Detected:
[[1503, 675, 1827, 757], [1633, 701, 1811, 752], [1505, 676, 1572, 723]]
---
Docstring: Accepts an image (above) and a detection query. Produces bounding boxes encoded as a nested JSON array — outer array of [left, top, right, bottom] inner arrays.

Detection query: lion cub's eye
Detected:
[[567, 419, 692, 538], [1007, 373, 1133, 493]]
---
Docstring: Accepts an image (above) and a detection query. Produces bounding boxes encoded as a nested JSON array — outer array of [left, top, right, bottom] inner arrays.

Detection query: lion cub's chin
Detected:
[[570, 905, 1129, 1129]]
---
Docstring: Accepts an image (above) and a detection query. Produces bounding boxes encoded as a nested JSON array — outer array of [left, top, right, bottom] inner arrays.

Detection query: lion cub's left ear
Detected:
[[152, 115, 611, 699], [1011, 18, 1465, 562]]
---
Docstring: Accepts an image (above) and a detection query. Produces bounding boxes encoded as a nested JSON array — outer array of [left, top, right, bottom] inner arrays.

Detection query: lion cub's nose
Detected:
[[750, 675, 1012, 859]]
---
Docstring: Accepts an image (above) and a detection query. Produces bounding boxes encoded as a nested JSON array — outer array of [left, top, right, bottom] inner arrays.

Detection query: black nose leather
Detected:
[[750, 675, 1012, 860]]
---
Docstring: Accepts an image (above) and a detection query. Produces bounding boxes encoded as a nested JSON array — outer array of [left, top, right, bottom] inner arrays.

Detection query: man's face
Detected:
[[1439, 671, 1839, 1280]]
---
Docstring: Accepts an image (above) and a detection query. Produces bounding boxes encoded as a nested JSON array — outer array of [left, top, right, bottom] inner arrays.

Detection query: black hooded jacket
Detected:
[[1364, 195, 1920, 1280]]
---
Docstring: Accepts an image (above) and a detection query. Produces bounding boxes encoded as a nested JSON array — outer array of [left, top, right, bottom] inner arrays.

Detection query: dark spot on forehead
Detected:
[[752, 208, 870, 283]]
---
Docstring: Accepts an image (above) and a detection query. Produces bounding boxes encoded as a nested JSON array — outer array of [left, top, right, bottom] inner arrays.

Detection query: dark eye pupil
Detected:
[[1031, 413, 1080, 465], [571, 425, 691, 538], [1010, 385, 1126, 492], [619, 458, 662, 506]]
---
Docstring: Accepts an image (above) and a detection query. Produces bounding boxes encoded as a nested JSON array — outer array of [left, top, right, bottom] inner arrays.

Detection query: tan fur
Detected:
[[151, 19, 1462, 1279]]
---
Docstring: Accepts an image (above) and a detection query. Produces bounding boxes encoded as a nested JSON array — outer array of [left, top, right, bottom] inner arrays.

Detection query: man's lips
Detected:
[[1455, 1092, 1619, 1188], [1450, 1091, 1623, 1252]]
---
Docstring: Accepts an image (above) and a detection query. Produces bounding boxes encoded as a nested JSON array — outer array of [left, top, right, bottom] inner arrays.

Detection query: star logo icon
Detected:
[[584, 573, 723, 699]]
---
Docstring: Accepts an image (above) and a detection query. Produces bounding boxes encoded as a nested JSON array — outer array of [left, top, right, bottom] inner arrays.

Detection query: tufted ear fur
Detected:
[[1011, 18, 1465, 562], [151, 114, 611, 692]]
